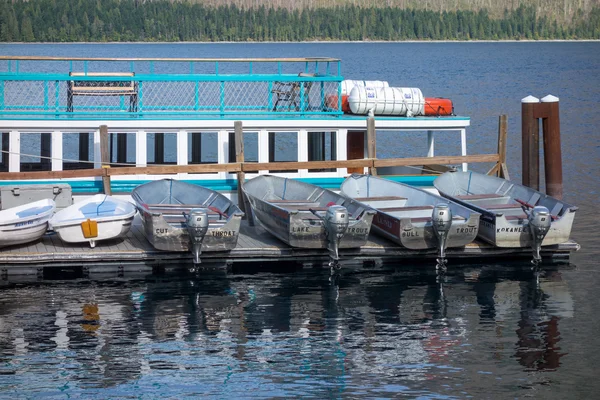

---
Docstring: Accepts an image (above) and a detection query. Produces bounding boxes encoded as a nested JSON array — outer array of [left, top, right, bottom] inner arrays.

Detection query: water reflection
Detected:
[[0, 264, 574, 397]]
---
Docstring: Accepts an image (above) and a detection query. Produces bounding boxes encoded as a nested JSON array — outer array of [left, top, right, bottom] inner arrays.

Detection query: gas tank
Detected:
[[348, 86, 425, 116]]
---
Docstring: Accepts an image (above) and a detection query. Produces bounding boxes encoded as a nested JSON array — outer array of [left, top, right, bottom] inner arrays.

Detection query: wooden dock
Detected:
[[0, 216, 579, 276]]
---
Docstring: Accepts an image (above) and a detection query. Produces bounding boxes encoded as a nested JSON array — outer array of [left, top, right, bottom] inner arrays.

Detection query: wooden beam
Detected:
[[99, 125, 111, 195], [242, 159, 373, 172], [374, 154, 499, 168], [106, 163, 241, 176], [367, 117, 376, 175], [234, 121, 252, 225], [0, 168, 104, 180]]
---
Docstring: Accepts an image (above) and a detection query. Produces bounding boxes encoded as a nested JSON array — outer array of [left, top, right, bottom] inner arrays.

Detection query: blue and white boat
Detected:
[[0, 199, 55, 248], [0, 55, 472, 200]]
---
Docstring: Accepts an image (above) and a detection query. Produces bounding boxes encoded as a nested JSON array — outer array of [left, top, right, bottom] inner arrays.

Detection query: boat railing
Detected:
[[0, 56, 343, 118]]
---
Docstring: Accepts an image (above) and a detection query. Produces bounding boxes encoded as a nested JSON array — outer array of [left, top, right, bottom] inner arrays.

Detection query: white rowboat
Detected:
[[49, 194, 136, 248], [0, 199, 56, 248]]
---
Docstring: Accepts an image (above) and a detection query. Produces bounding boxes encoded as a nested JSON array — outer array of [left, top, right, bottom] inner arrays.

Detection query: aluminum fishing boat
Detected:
[[132, 179, 244, 264], [341, 174, 480, 264], [49, 194, 136, 247], [242, 175, 376, 264], [0, 199, 55, 248], [434, 170, 577, 262]]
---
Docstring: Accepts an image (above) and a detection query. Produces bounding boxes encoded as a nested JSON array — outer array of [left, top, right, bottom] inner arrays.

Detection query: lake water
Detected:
[[0, 42, 599, 398]]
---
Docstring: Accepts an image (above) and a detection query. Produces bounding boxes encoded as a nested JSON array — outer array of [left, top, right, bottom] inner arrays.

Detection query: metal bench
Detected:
[[67, 72, 138, 112]]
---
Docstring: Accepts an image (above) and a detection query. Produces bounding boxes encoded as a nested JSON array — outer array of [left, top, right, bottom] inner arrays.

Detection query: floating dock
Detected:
[[0, 216, 579, 277]]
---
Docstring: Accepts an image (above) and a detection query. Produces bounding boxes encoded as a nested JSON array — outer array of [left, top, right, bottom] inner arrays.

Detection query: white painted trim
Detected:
[[0, 117, 470, 132], [51, 130, 63, 171], [218, 129, 228, 179], [337, 129, 347, 177], [460, 128, 468, 171], [93, 129, 101, 169], [136, 130, 147, 167], [298, 129, 308, 177], [8, 130, 20, 173], [427, 130, 434, 157], [258, 129, 269, 174]]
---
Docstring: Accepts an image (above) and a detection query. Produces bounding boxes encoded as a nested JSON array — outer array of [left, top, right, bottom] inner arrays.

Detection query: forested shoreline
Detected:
[[1, 0, 599, 42]]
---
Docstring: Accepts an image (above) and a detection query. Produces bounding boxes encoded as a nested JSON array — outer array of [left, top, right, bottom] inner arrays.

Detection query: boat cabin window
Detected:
[[268, 131, 298, 173], [0, 132, 8, 172], [147, 132, 177, 165], [308, 131, 336, 172], [228, 131, 258, 162], [63, 132, 94, 170], [20, 132, 51, 172], [109, 132, 136, 167], [188, 131, 218, 164]]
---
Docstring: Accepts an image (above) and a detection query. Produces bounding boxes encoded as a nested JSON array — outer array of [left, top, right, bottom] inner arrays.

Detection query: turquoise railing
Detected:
[[0, 56, 344, 119]]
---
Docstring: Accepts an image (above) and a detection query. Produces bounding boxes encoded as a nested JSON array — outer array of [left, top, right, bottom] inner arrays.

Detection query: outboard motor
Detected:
[[185, 208, 210, 265], [527, 205, 551, 264], [324, 205, 350, 264], [432, 203, 452, 268]]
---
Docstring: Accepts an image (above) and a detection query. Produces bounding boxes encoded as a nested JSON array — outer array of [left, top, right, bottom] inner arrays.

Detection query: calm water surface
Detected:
[[0, 42, 598, 398]]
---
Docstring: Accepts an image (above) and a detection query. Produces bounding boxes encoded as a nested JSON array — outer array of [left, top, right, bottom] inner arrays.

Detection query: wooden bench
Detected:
[[67, 72, 138, 112]]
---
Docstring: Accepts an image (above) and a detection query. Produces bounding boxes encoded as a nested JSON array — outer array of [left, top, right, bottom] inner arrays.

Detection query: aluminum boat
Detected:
[[434, 170, 577, 262], [341, 174, 480, 264], [132, 179, 244, 264]]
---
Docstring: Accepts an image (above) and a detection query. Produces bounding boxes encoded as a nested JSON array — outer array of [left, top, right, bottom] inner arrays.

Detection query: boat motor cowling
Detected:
[[186, 208, 210, 265], [324, 205, 350, 262], [528, 205, 551, 262], [432, 203, 452, 265]]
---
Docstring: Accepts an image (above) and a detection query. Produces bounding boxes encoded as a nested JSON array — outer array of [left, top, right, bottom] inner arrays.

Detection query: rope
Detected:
[[96, 194, 108, 215]]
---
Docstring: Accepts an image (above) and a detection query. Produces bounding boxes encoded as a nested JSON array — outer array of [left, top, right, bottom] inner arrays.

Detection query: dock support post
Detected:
[[521, 95, 563, 199], [234, 121, 252, 225], [367, 117, 377, 176], [539, 95, 563, 199], [488, 114, 510, 179], [521, 96, 540, 191], [99, 125, 112, 195]]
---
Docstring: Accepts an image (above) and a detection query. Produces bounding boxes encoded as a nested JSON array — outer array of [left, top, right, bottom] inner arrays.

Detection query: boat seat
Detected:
[[378, 205, 434, 212], [354, 196, 407, 202], [276, 203, 321, 211], [505, 214, 528, 221], [15, 205, 54, 218], [354, 196, 408, 209], [477, 202, 523, 210], [270, 199, 315, 204], [408, 216, 467, 224], [455, 193, 503, 200]]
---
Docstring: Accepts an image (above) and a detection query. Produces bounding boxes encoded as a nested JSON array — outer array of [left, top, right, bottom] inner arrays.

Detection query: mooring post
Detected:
[[495, 114, 510, 179], [539, 95, 563, 199], [99, 125, 112, 195], [367, 117, 377, 175], [234, 121, 252, 225], [521, 96, 540, 191]]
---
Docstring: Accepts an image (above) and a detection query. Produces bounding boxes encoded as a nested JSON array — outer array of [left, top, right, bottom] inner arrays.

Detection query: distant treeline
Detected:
[[1, 0, 599, 42]]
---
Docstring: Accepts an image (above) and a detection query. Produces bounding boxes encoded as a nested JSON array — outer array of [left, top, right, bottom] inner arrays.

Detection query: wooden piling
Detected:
[[521, 96, 540, 191], [234, 121, 252, 225], [539, 95, 563, 199], [99, 125, 112, 195], [367, 117, 377, 175]]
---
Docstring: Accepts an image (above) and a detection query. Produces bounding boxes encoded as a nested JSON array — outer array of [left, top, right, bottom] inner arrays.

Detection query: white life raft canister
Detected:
[[341, 79, 389, 95], [348, 86, 425, 116]]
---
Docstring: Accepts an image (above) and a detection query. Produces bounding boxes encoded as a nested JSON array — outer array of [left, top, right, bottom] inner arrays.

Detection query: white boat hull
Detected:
[[50, 195, 136, 247], [0, 199, 56, 248]]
